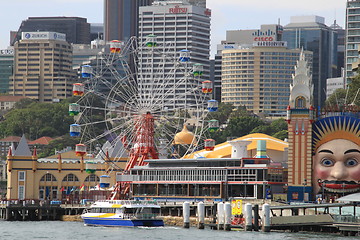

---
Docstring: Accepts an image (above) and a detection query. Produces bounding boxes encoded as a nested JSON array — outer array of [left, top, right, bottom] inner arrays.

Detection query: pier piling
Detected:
[[245, 203, 253, 231], [183, 201, 190, 228], [197, 202, 205, 229], [262, 203, 270, 232], [224, 202, 231, 231]]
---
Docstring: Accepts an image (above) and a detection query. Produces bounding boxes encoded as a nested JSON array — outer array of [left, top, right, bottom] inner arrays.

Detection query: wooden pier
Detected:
[[0, 201, 86, 221]]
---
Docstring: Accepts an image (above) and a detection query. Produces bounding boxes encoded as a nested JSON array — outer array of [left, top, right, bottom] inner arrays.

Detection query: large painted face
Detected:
[[312, 139, 360, 194]]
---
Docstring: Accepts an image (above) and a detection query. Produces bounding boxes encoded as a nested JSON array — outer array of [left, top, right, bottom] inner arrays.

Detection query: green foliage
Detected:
[[14, 98, 36, 109], [38, 135, 80, 158], [325, 74, 360, 107], [208, 104, 289, 143], [272, 130, 288, 141], [0, 100, 73, 140]]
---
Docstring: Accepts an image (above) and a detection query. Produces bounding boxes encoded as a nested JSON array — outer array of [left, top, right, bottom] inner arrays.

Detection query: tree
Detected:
[[326, 74, 360, 107]]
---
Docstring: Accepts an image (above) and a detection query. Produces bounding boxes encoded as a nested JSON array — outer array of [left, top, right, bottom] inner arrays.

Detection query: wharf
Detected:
[[0, 201, 85, 221]]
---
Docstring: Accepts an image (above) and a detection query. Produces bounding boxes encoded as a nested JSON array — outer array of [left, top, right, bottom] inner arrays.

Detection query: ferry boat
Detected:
[[81, 200, 164, 227]]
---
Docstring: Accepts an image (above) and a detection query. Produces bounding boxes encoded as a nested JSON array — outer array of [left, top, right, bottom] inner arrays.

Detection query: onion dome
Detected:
[[174, 125, 195, 145]]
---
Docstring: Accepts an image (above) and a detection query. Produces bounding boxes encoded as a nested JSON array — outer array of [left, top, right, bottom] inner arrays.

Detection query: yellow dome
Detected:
[[174, 125, 196, 145]]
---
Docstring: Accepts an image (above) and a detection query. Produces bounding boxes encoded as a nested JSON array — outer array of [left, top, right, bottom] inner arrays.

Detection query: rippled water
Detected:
[[0, 221, 353, 240]]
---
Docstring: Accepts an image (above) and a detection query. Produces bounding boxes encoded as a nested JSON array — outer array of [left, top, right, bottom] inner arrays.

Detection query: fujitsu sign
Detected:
[[169, 5, 188, 14]]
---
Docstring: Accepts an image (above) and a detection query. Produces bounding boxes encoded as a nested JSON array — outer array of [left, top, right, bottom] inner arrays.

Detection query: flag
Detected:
[[60, 186, 65, 192], [66, 187, 71, 195], [80, 184, 85, 192], [70, 186, 77, 193]]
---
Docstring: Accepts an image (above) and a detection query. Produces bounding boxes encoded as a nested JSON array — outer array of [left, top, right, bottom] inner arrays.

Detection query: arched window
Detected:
[[62, 173, 79, 182], [85, 174, 100, 182], [40, 173, 57, 182], [295, 96, 306, 108]]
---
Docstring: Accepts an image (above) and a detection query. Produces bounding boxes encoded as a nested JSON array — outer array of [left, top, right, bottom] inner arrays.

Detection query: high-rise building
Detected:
[[214, 24, 284, 103], [104, 0, 154, 42], [346, 0, 360, 83], [330, 21, 345, 78], [282, 15, 338, 109], [10, 32, 77, 102], [0, 48, 14, 94], [138, 0, 211, 109], [11, 17, 91, 45], [221, 46, 312, 115], [90, 23, 104, 41]]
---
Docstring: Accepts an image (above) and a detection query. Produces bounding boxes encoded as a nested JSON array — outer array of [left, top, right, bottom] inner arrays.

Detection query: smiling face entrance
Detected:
[[312, 139, 360, 194]]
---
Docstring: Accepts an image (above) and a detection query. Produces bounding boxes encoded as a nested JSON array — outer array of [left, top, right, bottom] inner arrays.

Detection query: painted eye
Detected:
[[345, 159, 358, 167], [320, 158, 334, 167]]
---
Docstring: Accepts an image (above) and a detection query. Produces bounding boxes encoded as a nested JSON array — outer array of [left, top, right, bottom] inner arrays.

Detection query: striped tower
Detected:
[[286, 50, 315, 202]]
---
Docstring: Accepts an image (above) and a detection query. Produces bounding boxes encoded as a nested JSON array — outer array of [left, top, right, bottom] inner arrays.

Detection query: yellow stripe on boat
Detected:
[[89, 213, 116, 218], [112, 204, 122, 208]]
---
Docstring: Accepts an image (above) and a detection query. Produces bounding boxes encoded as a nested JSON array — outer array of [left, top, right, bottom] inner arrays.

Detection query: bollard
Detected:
[[245, 203, 253, 231], [183, 201, 190, 228], [253, 204, 259, 231], [197, 202, 205, 229], [217, 202, 224, 230], [262, 203, 271, 232], [224, 202, 232, 231]]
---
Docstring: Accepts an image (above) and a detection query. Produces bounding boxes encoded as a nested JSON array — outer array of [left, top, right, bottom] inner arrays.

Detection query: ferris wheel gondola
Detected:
[[69, 36, 218, 197]]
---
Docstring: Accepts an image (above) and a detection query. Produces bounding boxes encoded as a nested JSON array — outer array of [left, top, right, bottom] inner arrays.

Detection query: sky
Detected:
[[0, 0, 347, 57]]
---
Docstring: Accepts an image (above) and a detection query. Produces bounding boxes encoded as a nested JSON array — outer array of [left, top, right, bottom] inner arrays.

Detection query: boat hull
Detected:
[[82, 217, 164, 227]]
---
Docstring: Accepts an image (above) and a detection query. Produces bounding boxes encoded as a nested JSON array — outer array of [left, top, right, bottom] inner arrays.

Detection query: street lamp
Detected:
[[303, 179, 307, 202]]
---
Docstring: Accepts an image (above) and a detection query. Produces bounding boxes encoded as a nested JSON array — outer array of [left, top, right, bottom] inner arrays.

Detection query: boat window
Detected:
[[90, 208, 116, 213], [151, 208, 160, 214], [124, 208, 137, 214]]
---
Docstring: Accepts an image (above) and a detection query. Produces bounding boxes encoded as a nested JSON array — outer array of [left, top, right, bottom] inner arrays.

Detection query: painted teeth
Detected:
[[324, 187, 360, 193]]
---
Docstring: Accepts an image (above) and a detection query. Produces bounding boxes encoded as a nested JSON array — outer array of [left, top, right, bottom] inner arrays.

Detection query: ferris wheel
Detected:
[[69, 36, 219, 174]]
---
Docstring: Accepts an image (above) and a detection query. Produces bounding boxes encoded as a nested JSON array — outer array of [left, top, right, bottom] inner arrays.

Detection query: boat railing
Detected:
[[123, 213, 158, 220], [96, 200, 158, 206]]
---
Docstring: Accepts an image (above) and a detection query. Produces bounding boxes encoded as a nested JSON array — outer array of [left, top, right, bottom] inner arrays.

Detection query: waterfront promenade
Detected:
[[1, 199, 359, 236]]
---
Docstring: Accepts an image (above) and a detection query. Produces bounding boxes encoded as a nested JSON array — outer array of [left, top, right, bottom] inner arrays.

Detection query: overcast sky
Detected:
[[0, 0, 347, 56]]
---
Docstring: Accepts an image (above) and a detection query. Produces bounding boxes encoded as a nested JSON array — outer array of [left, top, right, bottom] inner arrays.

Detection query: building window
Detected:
[[40, 173, 57, 182], [85, 174, 100, 182], [62, 173, 79, 182], [18, 185, 25, 200], [18, 171, 25, 181], [295, 96, 306, 108]]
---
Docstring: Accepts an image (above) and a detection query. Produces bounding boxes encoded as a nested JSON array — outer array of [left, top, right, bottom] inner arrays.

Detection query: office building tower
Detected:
[[9, 32, 77, 102], [104, 0, 154, 42], [330, 21, 345, 78], [90, 23, 104, 41], [214, 24, 284, 102], [282, 15, 338, 109], [11, 17, 91, 46], [138, 0, 211, 109], [346, 0, 360, 83], [221, 46, 312, 115], [0, 48, 14, 94]]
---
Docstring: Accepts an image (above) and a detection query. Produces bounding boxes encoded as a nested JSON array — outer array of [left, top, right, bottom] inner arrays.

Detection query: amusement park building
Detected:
[[138, 1, 211, 109], [282, 15, 338, 109], [5, 135, 124, 201], [120, 133, 289, 201], [9, 32, 77, 102], [221, 46, 312, 115]]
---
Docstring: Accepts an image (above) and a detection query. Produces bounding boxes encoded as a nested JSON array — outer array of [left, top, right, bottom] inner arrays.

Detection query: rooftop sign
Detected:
[[169, 5, 188, 14], [0, 49, 14, 55], [253, 41, 287, 47], [21, 32, 66, 42]]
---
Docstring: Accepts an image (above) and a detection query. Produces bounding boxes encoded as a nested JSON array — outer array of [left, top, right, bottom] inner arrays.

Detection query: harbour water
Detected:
[[0, 221, 354, 240]]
